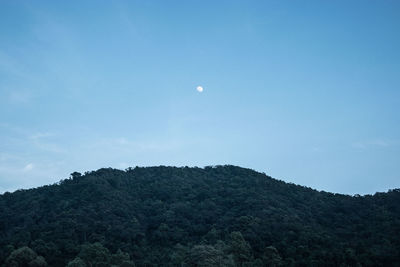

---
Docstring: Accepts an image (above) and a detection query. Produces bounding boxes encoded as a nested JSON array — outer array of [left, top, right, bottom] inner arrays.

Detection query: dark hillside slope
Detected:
[[0, 165, 399, 266]]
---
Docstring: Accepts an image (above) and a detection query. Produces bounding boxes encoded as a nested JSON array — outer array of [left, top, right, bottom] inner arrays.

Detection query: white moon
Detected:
[[196, 86, 203, 93]]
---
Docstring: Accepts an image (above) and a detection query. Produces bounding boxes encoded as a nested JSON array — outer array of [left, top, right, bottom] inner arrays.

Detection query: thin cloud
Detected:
[[352, 139, 398, 149], [0, 51, 32, 79], [8, 90, 33, 104], [23, 163, 34, 172], [30, 132, 54, 140]]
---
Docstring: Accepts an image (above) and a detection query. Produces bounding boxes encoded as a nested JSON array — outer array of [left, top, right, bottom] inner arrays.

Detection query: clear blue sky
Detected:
[[1, 1, 399, 195]]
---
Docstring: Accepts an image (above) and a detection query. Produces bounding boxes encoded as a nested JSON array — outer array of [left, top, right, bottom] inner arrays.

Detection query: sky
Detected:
[[0, 0, 399, 195]]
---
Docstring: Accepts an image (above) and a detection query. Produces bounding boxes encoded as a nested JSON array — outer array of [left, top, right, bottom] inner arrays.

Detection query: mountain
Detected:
[[0, 165, 399, 266]]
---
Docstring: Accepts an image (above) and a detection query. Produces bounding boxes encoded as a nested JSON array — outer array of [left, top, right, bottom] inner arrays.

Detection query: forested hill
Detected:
[[1, 165, 399, 266]]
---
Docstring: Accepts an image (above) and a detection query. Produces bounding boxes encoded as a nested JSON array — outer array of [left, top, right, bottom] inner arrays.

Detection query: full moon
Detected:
[[196, 86, 203, 93]]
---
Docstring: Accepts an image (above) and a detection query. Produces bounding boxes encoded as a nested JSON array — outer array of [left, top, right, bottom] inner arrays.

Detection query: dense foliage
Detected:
[[0, 165, 399, 266]]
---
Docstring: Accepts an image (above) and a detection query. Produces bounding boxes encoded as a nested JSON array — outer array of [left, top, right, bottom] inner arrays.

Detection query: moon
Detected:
[[196, 86, 203, 93]]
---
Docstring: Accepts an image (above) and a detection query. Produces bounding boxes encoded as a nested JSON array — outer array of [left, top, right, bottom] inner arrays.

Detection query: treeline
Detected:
[[0, 165, 399, 266]]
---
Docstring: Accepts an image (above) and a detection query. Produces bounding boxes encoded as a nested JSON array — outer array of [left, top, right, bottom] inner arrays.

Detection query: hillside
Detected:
[[0, 165, 399, 266]]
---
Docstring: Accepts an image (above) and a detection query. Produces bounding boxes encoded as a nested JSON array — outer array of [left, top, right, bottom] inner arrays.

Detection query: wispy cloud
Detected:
[[0, 125, 68, 192], [0, 51, 33, 79], [352, 139, 399, 149], [29, 132, 54, 140], [0, 159, 67, 193], [23, 163, 34, 171], [8, 90, 33, 104], [29, 132, 66, 153], [96, 137, 185, 152]]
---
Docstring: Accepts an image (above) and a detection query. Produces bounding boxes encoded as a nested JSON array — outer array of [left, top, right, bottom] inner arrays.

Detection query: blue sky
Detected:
[[0, 1, 399, 195]]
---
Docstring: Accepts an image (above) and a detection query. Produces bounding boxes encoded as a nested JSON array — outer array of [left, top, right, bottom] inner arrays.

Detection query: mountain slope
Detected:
[[0, 165, 399, 266]]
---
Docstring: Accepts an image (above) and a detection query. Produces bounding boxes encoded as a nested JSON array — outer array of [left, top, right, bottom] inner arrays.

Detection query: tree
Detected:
[[77, 243, 110, 266], [28, 256, 48, 267], [66, 257, 86, 267], [262, 246, 282, 267], [69, 243, 135, 267], [70, 172, 82, 179], [111, 249, 135, 266], [185, 245, 234, 267], [5, 246, 47, 267], [228, 231, 252, 265]]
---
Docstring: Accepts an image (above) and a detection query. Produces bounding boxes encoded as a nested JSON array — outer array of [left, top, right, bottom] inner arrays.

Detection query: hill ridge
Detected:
[[1, 165, 399, 266]]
